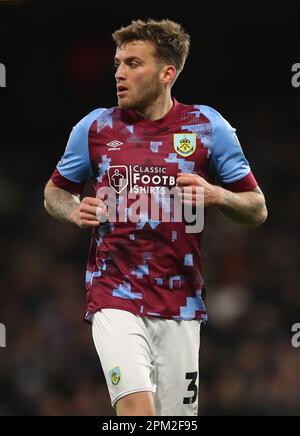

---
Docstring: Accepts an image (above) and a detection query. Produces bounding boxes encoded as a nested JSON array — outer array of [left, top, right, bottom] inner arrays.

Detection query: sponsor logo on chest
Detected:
[[107, 165, 176, 195]]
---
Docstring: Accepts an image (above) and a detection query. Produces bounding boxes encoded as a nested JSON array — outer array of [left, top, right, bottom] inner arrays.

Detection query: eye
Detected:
[[129, 61, 139, 68], [114, 63, 120, 69]]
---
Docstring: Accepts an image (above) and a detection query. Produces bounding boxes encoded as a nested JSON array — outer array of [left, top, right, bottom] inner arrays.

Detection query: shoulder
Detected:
[[74, 107, 110, 131], [195, 105, 234, 133]]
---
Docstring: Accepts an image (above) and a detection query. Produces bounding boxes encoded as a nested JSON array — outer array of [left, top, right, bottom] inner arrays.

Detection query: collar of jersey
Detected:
[[121, 97, 183, 133]]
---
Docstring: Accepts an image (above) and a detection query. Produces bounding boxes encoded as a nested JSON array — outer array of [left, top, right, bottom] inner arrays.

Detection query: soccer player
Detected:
[[44, 19, 267, 416]]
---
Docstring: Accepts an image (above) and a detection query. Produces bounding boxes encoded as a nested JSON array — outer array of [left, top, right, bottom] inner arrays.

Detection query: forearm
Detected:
[[214, 186, 268, 227], [44, 186, 80, 224]]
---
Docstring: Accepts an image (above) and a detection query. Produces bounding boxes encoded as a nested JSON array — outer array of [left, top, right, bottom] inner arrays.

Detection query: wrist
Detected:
[[69, 203, 81, 226], [212, 185, 224, 207]]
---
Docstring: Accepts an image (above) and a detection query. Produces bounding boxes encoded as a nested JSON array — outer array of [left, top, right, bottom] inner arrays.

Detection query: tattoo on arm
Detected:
[[44, 185, 80, 224]]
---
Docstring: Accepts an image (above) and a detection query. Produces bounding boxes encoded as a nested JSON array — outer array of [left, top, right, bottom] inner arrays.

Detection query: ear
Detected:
[[160, 64, 177, 85]]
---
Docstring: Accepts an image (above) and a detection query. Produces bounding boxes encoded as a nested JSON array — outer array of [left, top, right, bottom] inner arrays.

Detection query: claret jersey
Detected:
[[51, 98, 257, 322]]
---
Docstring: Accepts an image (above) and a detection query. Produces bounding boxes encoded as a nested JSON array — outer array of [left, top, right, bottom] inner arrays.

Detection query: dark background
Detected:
[[0, 0, 299, 416]]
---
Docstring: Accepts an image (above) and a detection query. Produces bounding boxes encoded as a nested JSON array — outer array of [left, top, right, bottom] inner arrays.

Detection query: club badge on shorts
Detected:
[[109, 367, 121, 386], [174, 133, 197, 157]]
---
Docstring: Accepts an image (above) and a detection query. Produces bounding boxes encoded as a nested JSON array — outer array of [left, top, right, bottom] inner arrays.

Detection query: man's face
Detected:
[[114, 41, 164, 111]]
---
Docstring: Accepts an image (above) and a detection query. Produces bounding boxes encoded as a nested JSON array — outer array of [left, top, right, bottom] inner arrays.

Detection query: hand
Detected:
[[176, 173, 221, 207], [70, 197, 109, 229]]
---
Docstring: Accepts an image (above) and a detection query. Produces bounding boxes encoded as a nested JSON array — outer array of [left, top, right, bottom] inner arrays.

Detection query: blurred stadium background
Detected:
[[0, 0, 299, 416]]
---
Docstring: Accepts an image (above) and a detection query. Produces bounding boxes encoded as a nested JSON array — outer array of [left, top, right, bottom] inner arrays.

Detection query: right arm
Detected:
[[44, 180, 108, 229], [44, 108, 108, 228]]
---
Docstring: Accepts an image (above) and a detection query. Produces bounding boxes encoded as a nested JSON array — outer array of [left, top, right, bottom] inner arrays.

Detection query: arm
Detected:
[[44, 180, 108, 228], [44, 108, 108, 228], [185, 106, 268, 226], [176, 174, 268, 227], [214, 185, 267, 227], [44, 180, 80, 224]]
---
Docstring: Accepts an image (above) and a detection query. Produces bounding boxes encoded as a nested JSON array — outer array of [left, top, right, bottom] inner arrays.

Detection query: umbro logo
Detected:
[[107, 140, 123, 151]]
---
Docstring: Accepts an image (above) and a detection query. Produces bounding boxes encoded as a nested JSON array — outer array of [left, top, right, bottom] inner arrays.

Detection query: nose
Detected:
[[115, 63, 126, 81]]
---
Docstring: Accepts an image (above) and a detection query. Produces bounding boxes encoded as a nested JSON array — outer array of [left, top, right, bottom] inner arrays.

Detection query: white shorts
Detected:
[[92, 309, 201, 416]]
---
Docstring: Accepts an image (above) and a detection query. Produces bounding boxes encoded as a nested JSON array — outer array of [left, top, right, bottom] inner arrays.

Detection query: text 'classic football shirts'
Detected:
[[51, 99, 257, 321]]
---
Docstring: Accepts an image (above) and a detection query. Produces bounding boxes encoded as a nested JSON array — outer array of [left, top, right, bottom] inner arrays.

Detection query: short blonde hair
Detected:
[[112, 19, 190, 77]]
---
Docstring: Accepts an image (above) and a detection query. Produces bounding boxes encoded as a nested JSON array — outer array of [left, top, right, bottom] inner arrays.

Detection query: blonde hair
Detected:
[[112, 19, 190, 78]]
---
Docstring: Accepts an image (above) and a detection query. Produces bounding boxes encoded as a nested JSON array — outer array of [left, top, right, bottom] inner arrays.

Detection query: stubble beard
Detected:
[[119, 76, 163, 113]]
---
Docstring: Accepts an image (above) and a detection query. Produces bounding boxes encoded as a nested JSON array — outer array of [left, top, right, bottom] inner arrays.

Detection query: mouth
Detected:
[[117, 85, 129, 97]]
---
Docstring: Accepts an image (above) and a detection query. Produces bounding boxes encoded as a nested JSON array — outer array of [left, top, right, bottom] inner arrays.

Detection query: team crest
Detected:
[[174, 133, 196, 157], [109, 367, 121, 386]]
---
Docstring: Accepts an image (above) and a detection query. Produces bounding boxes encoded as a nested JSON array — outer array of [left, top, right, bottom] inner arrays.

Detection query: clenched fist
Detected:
[[70, 197, 109, 229], [176, 173, 221, 208]]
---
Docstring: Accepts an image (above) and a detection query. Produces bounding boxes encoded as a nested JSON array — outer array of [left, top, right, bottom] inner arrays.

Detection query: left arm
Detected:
[[176, 173, 268, 227], [178, 106, 268, 227], [214, 185, 267, 227]]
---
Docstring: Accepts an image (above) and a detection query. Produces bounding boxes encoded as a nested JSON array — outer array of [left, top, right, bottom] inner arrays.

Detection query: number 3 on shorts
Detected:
[[183, 371, 198, 404]]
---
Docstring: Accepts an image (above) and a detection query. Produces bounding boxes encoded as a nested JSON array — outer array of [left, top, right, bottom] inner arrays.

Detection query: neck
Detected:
[[136, 93, 173, 121]]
